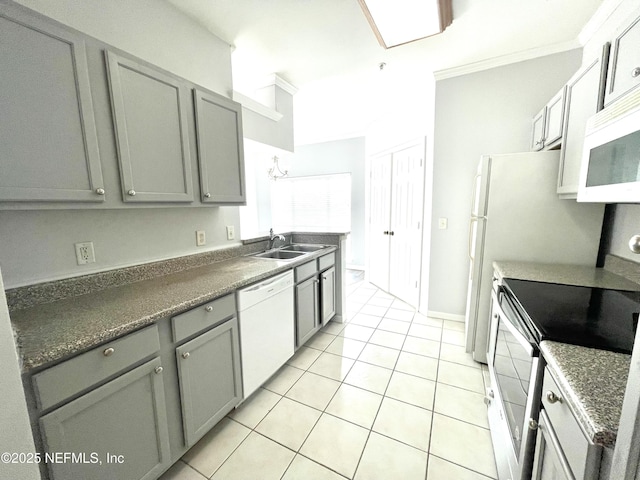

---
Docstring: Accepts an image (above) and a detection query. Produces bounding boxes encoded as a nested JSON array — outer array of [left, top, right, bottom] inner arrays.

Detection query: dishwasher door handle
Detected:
[[242, 273, 291, 293]]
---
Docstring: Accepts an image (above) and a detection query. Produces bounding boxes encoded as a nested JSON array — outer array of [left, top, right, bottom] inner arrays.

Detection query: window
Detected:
[[270, 173, 351, 231]]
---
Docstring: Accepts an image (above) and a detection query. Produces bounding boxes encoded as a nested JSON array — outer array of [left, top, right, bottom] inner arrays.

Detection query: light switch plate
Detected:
[[196, 230, 206, 246], [438, 218, 448, 229], [226, 225, 235, 240]]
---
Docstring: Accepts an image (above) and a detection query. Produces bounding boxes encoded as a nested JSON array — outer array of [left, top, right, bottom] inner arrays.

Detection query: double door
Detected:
[[369, 142, 425, 306]]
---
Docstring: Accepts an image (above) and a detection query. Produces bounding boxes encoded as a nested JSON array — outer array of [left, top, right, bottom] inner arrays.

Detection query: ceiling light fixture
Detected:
[[358, 0, 453, 49], [268, 156, 288, 181]]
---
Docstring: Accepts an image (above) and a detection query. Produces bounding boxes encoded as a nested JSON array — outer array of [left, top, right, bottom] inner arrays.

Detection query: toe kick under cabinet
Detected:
[[27, 292, 242, 480]]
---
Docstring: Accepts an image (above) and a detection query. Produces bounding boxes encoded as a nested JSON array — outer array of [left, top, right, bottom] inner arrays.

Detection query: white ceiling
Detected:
[[168, 0, 605, 145]]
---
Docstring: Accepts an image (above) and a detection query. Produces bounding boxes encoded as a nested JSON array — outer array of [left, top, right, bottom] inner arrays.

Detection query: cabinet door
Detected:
[[39, 358, 170, 480], [0, 6, 104, 203], [295, 276, 319, 347], [605, 13, 640, 107], [320, 267, 337, 325], [544, 87, 566, 147], [531, 107, 547, 151], [193, 89, 246, 204], [557, 52, 607, 197], [176, 317, 242, 447], [532, 410, 575, 480], [105, 51, 193, 203]]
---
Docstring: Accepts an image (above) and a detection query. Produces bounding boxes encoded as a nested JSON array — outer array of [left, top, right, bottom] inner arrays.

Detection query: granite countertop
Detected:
[[10, 246, 336, 372], [493, 261, 640, 291], [541, 341, 630, 448]]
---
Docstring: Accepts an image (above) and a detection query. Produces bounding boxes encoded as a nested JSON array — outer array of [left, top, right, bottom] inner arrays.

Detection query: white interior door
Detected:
[[388, 145, 424, 306], [368, 154, 391, 291]]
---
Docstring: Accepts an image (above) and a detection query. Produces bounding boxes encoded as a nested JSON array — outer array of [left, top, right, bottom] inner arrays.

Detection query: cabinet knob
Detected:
[[103, 347, 115, 357], [128, 189, 136, 196], [182, 352, 190, 359], [383, 231, 389, 235], [546, 390, 562, 404], [632, 67, 640, 78], [205, 306, 213, 312], [154, 366, 163, 374], [529, 418, 538, 430], [389, 231, 395, 236], [204, 193, 211, 198], [95, 188, 105, 195]]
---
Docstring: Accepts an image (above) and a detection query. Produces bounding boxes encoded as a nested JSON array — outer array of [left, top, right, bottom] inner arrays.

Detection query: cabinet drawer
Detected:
[[542, 368, 601, 479], [172, 294, 236, 342], [32, 325, 160, 411], [318, 252, 336, 271], [295, 260, 318, 282]]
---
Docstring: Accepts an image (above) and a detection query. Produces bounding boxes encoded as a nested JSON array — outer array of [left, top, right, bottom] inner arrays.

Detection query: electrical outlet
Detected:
[[438, 218, 448, 230], [196, 230, 206, 246], [75, 242, 95, 265], [226, 225, 235, 240]]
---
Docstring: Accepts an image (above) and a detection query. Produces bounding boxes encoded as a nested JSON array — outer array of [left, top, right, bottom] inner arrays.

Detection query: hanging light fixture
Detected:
[[267, 156, 288, 181]]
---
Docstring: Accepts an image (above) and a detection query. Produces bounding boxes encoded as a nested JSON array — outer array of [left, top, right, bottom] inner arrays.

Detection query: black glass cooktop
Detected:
[[502, 278, 640, 354]]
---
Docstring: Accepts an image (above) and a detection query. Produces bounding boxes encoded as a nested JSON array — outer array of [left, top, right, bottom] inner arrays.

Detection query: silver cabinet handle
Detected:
[[154, 366, 163, 374], [128, 189, 136, 196], [546, 391, 562, 404], [204, 193, 211, 198], [95, 188, 105, 195], [103, 347, 115, 357], [182, 352, 190, 359], [205, 306, 213, 312], [632, 67, 640, 78]]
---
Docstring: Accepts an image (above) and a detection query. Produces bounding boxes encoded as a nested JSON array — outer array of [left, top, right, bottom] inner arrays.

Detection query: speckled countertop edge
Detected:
[[9, 245, 337, 372], [541, 341, 630, 448], [493, 260, 640, 291]]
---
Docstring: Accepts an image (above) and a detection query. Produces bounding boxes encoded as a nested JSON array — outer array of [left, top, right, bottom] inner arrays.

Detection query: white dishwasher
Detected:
[[236, 270, 294, 399]]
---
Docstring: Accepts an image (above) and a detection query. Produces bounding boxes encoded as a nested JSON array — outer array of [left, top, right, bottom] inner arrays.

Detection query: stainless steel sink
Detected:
[[252, 250, 307, 260], [280, 244, 327, 253]]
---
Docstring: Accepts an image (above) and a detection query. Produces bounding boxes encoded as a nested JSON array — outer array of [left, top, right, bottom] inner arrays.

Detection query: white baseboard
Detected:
[[425, 311, 465, 323]]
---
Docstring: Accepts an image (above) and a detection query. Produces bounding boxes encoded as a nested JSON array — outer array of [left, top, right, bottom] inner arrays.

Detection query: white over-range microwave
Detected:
[[578, 88, 640, 203]]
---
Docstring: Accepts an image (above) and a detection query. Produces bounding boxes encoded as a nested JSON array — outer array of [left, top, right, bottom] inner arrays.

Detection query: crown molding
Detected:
[[433, 39, 581, 81], [578, 0, 625, 45], [257, 74, 299, 96]]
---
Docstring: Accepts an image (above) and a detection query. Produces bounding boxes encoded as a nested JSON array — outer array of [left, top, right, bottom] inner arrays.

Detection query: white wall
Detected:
[[13, 0, 232, 95], [293, 138, 366, 267], [426, 49, 583, 316], [1, 0, 239, 289]]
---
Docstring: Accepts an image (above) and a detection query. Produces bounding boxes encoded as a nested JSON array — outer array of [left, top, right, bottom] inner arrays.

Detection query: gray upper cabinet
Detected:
[[557, 49, 608, 198], [0, 6, 104, 203], [543, 87, 566, 148], [105, 51, 194, 203], [604, 11, 640, 107], [39, 358, 171, 480], [193, 89, 246, 204], [531, 108, 546, 151], [176, 317, 242, 447]]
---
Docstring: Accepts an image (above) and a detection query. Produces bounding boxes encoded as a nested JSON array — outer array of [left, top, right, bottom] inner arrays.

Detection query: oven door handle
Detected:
[[491, 288, 535, 356]]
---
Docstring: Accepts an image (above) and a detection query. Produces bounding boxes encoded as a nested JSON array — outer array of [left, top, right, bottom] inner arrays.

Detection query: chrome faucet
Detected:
[[268, 228, 286, 249]]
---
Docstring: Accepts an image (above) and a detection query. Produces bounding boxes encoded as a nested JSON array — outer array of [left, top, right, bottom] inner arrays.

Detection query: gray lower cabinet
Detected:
[[296, 276, 320, 347], [176, 317, 242, 447], [320, 266, 336, 324], [532, 410, 574, 480], [193, 89, 246, 204], [557, 48, 608, 198], [105, 50, 194, 203], [0, 4, 104, 203], [39, 357, 170, 480]]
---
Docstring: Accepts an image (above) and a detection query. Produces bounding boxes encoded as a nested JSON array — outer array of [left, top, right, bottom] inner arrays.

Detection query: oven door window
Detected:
[[494, 316, 533, 455]]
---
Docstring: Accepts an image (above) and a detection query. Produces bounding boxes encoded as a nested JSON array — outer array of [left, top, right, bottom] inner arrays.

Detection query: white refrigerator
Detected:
[[465, 151, 605, 363]]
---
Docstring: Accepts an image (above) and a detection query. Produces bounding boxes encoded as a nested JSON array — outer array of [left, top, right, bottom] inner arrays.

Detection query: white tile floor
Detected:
[[160, 278, 497, 480]]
